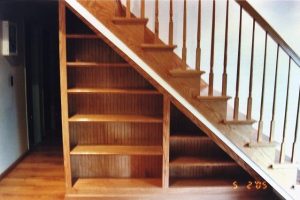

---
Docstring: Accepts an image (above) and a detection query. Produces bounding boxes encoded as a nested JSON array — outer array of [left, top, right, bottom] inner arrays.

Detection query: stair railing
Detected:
[[115, 0, 300, 174]]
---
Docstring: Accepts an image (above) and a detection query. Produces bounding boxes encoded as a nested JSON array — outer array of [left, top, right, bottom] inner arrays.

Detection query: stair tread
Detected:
[[197, 95, 231, 101], [68, 114, 163, 123], [141, 43, 177, 50], [67, 62, 131, 67], [70, 145, 163, 156], [73, 178, 161, 189], [169, 68, 205, 77], [67, 88, 159, 95], [223, 119, 256, 125], [170, 156, 236, 167], [224, 106, 256, 125], [112, 17, 148, 24]]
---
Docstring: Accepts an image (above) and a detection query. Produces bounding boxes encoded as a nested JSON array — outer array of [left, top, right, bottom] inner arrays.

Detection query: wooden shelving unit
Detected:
[[59, 4, 263, 199], [60, 7, 165, 191]]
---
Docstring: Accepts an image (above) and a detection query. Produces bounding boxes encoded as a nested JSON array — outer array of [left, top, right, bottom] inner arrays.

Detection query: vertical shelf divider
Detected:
[[162, 95, 170, 188], [59, 0, 72, 189]]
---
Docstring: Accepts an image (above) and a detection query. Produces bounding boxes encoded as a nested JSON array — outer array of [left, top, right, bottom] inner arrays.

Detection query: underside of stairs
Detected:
[[59, 0, 300, 199]]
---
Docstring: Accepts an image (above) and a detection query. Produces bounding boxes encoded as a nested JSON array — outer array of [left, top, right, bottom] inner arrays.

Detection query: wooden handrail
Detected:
[[235, 0, 300, 67]]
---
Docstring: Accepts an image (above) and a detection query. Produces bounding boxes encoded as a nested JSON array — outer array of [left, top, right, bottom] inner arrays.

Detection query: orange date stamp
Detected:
[[232, 180, 268, 190]]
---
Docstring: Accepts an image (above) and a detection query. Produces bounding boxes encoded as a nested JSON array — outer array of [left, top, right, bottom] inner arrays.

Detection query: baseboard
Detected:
[[0, 150, 30, 180]]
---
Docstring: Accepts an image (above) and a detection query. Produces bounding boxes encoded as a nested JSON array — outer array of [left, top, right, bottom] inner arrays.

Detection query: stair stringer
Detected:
[[65, 0, 296, 199]]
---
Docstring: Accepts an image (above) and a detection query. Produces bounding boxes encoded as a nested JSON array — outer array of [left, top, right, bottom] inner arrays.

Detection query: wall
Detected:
[[0, 13, 28, 174]]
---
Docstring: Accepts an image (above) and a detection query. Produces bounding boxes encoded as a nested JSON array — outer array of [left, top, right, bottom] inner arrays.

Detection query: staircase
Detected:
[[59, 0, 300, 199]]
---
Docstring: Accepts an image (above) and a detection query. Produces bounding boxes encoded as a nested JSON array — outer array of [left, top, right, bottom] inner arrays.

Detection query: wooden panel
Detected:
[[162, 96, 170, 188], [59, 0, 72, 189], [68, 93, 162, 116], [170, 157, 237, 167], [68, 114, 162, 123], [69, 122, 162, 146], [66, 9, 94, 34], [170, 104, 204, 135], [71, 155, 162, 178], [67, 39, 125, 63], [67, 67, 154, 89], [170, 160, 247, 179], [170, 135, 229, 159]]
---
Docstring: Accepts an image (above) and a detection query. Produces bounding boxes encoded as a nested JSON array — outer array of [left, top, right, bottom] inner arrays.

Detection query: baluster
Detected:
[[195, 0, 201, 71], [155, 0, 159, 40], [115, 0, 122, 17], [291, 87, 300, 163], [141, 0, 145, 18], [233, 6, 242, 120], [246, 19, 255, 120], [269, 44, 280, 142], [222, 0, 229, 96], [182, 0, 187, 66], [280, 57, 292, 163], [257, 32, 268, 142], [169, 0, 173, 46], [126, 0, 131, 18], [209, 0, 215, 96]]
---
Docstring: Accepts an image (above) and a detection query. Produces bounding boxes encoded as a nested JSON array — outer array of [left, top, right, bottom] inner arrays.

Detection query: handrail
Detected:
[[236, 0, 300, 67]]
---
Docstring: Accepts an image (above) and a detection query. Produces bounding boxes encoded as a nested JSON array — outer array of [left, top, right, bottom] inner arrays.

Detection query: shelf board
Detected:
[[67, 62, 131, 68], [170, 134, 208, 141], [73, 178, 162, 189], [70, 145, 163, 156], [170, 156, 237, 167], [66, 34, 98, 39], [67, 88, 160, 95], [68, 114, 163, 123], [169, 178, 242, 188]]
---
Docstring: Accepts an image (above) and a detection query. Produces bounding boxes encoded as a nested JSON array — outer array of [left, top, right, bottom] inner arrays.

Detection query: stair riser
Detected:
[[114, 24, 146, 44], [172, 77, 200, 97], [170, 165, 248, 179], [196, 101, 228, 122]]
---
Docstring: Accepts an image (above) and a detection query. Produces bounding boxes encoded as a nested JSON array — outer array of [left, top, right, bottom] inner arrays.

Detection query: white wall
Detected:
[[0, 19, 28, 175]]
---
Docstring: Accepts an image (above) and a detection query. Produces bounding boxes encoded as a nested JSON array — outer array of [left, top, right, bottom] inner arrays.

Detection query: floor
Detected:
[[0, 140, 65, 200]]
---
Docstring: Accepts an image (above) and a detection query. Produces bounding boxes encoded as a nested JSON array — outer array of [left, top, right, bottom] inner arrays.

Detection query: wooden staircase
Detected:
[[60, 0, 300, 199]]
